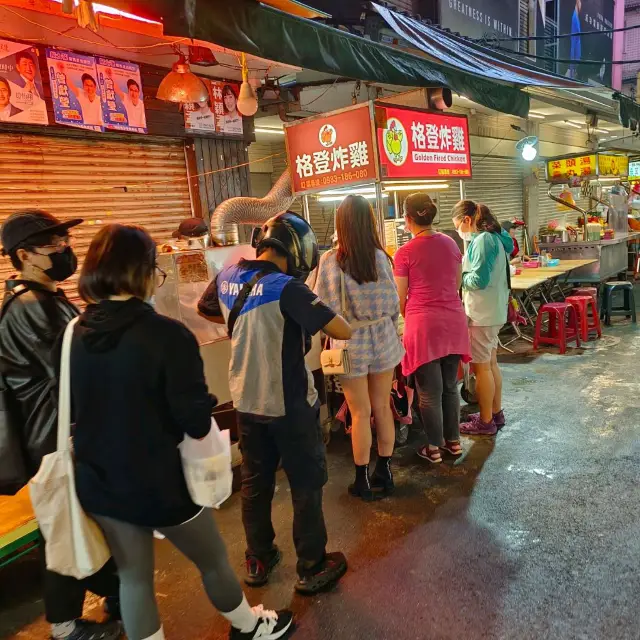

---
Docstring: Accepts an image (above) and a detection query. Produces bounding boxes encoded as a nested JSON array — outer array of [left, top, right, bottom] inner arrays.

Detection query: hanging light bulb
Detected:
[[237, 52, 258, 117], [521, 143, 538, 162], [157, 54, 209, 103]]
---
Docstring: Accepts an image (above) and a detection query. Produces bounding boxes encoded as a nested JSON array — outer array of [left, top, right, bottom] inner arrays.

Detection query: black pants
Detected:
[[238, 405, 328, 577], [41, 543, 120, 624]]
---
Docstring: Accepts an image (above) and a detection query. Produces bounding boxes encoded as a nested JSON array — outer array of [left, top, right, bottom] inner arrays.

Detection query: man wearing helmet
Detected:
[[198, 212, 352, 595]]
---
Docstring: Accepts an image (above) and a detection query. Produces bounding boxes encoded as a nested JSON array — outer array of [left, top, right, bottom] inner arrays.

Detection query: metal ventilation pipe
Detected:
[[209, 170, 294, 245]]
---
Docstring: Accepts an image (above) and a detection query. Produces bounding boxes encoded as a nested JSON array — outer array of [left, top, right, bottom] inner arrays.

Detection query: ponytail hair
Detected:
[[452, 199, 501, 234]]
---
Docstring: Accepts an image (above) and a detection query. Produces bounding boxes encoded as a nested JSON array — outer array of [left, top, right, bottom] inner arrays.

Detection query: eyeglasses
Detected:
[[155, 264, 167, 288], [35, 237, 71, 254]]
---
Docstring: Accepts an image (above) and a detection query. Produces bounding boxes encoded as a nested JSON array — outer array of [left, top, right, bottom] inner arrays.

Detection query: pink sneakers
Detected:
[[460, 413, 497, 435]]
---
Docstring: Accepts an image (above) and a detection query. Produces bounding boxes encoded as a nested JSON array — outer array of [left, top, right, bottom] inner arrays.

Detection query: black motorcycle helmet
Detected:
[[252, 211, 319, 279]]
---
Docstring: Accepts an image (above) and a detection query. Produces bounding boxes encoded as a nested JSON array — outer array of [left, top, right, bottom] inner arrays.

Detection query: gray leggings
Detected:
[[95, 509, 244, 640], [413, 354, 462, 447]]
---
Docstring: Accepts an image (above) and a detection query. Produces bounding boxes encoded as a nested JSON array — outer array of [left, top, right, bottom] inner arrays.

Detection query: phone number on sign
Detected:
[[299, 169, 371, 190]]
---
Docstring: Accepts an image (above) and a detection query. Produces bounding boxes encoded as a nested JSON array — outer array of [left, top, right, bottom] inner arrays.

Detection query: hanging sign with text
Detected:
[[377, 106, 472, 180], [284, 103, 378, 195]]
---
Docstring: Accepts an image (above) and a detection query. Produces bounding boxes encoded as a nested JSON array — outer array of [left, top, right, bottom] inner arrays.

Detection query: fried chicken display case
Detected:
[[155, 244, 254, 406]]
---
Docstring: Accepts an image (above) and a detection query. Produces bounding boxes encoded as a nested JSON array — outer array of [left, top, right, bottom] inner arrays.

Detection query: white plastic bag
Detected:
[[179, 418, 232, 509], [29, 318, 111, 579]]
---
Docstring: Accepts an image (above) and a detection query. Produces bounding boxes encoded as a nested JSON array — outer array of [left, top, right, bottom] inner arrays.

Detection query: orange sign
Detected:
[[546, 154, 596, 183], [284, 103, 378, 195]]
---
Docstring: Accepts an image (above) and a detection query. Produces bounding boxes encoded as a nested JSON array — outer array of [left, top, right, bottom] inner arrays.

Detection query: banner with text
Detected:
[[96, 57, 146, 134], [184, 79, 243, 136], [285, 103, 378, 195], [377, 106, 472, 180], [47, 49, 103, 132], [439, 0, 520, 50], [0, 39, 48, 125]]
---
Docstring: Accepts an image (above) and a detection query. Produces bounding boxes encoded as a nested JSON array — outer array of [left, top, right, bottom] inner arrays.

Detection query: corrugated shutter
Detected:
[[0, 133, 191, 302], [519, 0, 528, 54], [436, 156, 524, 230]]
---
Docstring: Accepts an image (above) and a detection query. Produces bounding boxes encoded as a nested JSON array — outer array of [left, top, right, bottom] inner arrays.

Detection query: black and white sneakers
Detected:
[[229, 606, 293, 640]]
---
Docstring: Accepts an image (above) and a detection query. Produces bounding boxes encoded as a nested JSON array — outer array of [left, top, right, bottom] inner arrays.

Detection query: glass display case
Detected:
[[155, 245, 254, 345]]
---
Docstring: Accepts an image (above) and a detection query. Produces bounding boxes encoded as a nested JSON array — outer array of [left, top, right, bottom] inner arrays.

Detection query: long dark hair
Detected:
[[452, 199, 501, 234], [336, 195, 391, 284]]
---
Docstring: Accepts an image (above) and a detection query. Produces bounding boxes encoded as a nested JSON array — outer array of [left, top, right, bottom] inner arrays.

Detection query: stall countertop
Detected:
[[539, 231, 640, 248]]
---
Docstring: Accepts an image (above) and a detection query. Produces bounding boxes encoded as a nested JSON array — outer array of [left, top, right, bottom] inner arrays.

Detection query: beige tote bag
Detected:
[[29, 317, 111, 579]]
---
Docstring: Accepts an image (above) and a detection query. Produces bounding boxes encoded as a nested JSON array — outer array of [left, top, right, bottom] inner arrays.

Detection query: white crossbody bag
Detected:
[[320, 269, 382, 376]]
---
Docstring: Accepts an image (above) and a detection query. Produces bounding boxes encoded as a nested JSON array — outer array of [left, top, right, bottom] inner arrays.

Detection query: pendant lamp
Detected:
[[237, 53, 258, 117], [157, 54, 209, 104]]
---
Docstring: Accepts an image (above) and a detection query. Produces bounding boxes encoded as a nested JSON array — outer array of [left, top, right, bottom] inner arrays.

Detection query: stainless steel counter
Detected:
[[538, 232, 640, 283]]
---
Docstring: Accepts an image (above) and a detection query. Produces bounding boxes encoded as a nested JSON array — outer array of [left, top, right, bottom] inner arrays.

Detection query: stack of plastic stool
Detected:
[[601, 282, 637, 326], [572, 287, 599, 309], [565, 295, 602, 341], [534, 302, 581, 354]]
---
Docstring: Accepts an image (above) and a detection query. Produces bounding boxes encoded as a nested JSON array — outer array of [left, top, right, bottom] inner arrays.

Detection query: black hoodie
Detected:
[[71, 298, 216, 527]]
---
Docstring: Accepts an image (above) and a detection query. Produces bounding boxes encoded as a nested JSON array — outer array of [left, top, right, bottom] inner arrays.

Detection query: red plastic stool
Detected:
[[572, 287, 599, 308], [533, 302, 581, 354], [565, 295, 602, 341]]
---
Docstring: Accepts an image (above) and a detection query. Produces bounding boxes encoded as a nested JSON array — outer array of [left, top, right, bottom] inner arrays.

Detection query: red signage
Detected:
[[284, 103, 378, 195], [377, 106, 472, 180]]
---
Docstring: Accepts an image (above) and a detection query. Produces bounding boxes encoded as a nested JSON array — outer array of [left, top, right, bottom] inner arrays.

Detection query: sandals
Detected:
[[417, 446, 442, 464], [440, 440, 463, 457]]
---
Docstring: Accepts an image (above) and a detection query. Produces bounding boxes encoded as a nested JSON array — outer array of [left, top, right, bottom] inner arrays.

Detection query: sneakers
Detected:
[[52, 620, 123, 640], [229, 606, 293, 640], [295, 552, 348, 595], [245, 547, 282, 587], [493, 410, 506, 429], [460, 413, 497, 436]]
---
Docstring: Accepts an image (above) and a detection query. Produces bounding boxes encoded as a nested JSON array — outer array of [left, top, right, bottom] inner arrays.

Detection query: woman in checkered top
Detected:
[[313, 195, 404, 501]]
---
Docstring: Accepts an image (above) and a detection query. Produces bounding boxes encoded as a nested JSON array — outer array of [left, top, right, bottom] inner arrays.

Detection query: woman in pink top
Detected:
[[394, 193, 471, 464]]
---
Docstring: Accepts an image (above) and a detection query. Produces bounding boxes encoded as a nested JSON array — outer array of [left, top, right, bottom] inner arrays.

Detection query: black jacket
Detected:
[[71, 298, 216, 528], [0, 280, 78, 477]]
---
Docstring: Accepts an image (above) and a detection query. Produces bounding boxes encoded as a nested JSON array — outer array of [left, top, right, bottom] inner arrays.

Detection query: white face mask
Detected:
[[457, 229, 474, 242]]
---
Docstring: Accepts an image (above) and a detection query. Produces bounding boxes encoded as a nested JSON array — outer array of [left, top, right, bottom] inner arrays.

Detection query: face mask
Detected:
[[457, 229, 474, 242], [40, 247, 77, 282]]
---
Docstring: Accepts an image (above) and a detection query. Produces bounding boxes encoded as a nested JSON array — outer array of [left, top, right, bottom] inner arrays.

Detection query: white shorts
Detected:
[[469, 324, 501, 364]]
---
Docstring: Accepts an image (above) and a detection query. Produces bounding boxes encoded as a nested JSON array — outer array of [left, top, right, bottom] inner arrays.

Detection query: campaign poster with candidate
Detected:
[[96, 57, 147, 134], [0, 39, 48, 125], [46, 49, 103, 132], [184, 78, 217, 133], [184, 79, 243, 136]]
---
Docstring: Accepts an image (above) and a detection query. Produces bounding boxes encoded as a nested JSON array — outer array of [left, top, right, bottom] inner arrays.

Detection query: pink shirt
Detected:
[[394, 232, 471, 375]]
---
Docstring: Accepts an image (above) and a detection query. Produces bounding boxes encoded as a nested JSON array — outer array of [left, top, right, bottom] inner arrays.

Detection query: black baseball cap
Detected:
[[1, 210, 83, 256], [172, 218, 209, 238]]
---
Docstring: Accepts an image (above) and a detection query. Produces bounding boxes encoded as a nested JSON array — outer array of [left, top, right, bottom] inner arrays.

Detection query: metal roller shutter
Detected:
[[0, 133, 191, 303]]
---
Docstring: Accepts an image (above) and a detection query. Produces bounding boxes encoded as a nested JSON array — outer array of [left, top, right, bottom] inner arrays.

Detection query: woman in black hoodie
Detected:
[[71, 224, 292, 640]]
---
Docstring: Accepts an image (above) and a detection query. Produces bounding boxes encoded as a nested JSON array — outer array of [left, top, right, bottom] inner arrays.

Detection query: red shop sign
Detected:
[[284, 103, 379, 195], [376, 106, 472, 180]]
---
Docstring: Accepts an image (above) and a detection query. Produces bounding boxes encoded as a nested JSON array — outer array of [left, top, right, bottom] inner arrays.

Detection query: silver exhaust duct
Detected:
[[209, 170, 294, 245]]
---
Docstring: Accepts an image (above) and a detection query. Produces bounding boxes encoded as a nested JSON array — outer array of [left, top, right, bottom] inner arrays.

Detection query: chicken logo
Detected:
[[384, 118, 408, 167], [318, 124, 337, 148]]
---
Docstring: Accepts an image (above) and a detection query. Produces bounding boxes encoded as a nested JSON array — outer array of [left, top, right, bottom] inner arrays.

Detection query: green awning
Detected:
[[102, 0, 530, 117]]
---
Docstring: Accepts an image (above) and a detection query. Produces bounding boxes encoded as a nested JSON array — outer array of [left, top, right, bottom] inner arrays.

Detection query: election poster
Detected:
[[46, 48, 103, 132], [184, 78, 243, 136], [96, 57, 147, 134], [0, 39, 48, 125]]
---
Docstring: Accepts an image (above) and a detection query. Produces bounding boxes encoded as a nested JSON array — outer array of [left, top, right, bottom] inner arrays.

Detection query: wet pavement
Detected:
[[1, 311, 640, 640]]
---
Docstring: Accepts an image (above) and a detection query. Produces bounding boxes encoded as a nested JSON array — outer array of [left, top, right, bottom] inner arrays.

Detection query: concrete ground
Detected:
[[1, 310, 639, 640]]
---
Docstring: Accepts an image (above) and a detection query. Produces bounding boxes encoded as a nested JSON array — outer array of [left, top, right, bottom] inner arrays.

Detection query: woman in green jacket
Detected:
[[452, 201, 514, 435]]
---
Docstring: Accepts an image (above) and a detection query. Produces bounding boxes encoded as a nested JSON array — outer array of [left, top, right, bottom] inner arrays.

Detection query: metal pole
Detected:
[[375, 182, 386, 246], [302, 195, 311, 224], [459, 180, 465, 201], [394, 190, 400, 220]]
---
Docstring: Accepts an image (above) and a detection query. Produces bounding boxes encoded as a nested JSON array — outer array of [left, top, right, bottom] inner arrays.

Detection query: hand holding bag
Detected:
[[320, 270, 351, 375], [29, 317, 111, 579], [179, 417, 233, 509]]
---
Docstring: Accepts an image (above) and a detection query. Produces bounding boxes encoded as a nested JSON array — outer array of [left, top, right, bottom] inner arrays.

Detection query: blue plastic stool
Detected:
[[601, 281, 637, 326]]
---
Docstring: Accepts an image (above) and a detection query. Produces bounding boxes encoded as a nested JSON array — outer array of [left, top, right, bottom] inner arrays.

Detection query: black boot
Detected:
[[370, 456, 394, 496], [348, 464, 378, 501]]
